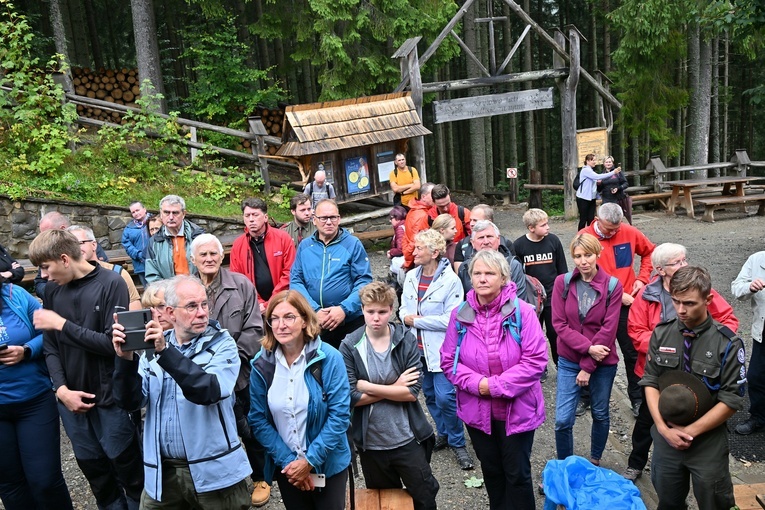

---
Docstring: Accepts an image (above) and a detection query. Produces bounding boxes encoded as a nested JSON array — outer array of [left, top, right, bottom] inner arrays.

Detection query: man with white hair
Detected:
[[304, 169, 336, 208], [457, 220, 527, 299], [580, 203, 655, 418]]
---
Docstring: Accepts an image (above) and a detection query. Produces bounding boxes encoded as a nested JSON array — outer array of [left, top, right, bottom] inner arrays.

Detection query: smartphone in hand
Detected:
[[116, 309, 152, 351]]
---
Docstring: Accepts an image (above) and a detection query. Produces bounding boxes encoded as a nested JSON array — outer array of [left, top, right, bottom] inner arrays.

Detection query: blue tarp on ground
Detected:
[[542, 456, 647, 510]]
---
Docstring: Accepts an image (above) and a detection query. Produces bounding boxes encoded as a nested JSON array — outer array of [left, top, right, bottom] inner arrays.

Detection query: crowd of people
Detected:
[[0, 156, 761, 510]]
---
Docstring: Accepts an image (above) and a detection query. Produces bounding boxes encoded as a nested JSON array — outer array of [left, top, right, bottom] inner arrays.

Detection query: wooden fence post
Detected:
[[248, 116, 271, 194]]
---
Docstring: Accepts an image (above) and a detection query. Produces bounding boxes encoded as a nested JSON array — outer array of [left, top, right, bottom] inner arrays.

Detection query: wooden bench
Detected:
[[630, 191, 673, 208], [733, 482, 765, 510], [483, 190, 515, 205], [347, 488, 414, 510], [693, 194, 765, 222]]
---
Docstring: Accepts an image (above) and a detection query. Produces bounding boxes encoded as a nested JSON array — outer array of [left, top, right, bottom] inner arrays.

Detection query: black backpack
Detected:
[[572, 171, 581, 192]]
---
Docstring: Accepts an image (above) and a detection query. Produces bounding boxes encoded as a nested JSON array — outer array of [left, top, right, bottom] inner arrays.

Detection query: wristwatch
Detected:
[[23, 345, 31, 360]]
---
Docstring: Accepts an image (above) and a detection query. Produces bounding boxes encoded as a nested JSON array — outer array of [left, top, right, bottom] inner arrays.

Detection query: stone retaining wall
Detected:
[[1, 197, 243, 257]]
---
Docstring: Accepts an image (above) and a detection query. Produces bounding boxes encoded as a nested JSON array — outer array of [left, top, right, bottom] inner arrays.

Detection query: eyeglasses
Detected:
[[162, 210, 183, 216], [267, 314, 301, 327], [78, 239, 95, 245], [665, 258, 688, 268], [175, 301, 209, 313], [315, 215, 340, 224]]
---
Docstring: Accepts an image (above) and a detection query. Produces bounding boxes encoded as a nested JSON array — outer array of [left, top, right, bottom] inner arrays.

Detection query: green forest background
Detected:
[[2, 0, 765, 214]]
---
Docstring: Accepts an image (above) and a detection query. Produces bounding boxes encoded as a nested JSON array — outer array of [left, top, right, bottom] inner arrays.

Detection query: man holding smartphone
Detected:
[[28, 229, 144, 510], [112, 275, 251, 508]]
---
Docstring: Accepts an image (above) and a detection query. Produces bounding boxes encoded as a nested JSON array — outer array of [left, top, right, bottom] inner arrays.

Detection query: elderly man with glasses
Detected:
[[190, 233, 270, 507], [289, 199, 373, 348], [145, 195, 205, 283], [112, 275, 252, 509]]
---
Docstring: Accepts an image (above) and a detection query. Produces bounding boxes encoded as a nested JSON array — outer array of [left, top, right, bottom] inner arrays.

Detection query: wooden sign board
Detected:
[[576, 128, 609, 165], [433, 88, 554, 124]]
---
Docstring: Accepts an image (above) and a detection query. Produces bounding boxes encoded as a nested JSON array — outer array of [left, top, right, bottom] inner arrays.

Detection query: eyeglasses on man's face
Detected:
[[175, 301, 209, 313], [315, 215, 340, 224], [78, 239, 95, 245]]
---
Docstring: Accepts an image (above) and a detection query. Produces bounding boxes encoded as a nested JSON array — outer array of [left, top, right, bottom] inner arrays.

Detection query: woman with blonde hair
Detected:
[[431, 214, 458, 265], [248, 290, 351, 510]]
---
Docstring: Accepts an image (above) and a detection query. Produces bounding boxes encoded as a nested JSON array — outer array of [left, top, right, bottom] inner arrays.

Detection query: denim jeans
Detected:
[[554, 357, 617, 461], [422, 369, 466, 448], [0, 390, 73, 510]]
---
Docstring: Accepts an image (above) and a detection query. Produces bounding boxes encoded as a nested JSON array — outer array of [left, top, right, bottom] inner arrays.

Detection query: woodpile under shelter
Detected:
[[276, 92, 431, 203]]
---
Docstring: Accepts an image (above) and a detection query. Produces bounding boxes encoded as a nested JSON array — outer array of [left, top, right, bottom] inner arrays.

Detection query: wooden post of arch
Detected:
[[554, 26, 582, 220]]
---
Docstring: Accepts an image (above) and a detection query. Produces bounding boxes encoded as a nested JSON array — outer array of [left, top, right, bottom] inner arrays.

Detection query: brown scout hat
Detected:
[[658, 371, 715, 426]]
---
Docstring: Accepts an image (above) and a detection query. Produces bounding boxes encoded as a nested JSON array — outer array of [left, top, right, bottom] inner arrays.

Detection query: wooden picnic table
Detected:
[[663, 176, 765, 218]]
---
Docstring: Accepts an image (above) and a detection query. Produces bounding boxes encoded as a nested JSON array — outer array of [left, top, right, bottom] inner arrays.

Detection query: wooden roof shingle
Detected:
[[276, 93, 431, 157]]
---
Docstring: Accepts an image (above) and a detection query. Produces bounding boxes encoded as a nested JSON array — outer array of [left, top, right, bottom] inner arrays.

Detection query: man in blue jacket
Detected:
[[112, 275, 251, 507], [290, 199, 373, 348], [121, 201, 151, 287]]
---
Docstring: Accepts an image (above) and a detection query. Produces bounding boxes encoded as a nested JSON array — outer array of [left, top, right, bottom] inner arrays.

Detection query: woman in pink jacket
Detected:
[[441, 249, 547, 510], [551, 233, 623, 465]]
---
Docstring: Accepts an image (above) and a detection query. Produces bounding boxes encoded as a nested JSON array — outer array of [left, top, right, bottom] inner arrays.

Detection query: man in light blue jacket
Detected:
[[112, 275, 251, 508]]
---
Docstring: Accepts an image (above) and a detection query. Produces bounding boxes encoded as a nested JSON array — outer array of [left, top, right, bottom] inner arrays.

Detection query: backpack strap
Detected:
[[112, 264, 123, 273], [306, 182, 313, 196], [562, 271, 574, 300], [563, 271, 619, 306], [452, 302, 469, 375], [605, 276, 619, 307], [502, 297, 522, 345], [308, 361, 327, 401]]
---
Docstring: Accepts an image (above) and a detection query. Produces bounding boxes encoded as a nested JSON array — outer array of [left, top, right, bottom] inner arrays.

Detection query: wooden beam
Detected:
[[394, 0, 478, 92], [66, 92, 280, 145], [422, 69, 567, 93], [450, 30, 491, 77], [501, 0, 621, 109], [497, 24, 531, 75]]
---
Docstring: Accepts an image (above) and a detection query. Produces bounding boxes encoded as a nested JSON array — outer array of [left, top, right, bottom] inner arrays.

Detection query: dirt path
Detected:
[[39, 207, 765, 509]]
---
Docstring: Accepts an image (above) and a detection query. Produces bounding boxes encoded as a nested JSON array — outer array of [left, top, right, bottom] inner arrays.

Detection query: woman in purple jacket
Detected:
[[551, 233, 623, 465], [441, 249, 547, 510]]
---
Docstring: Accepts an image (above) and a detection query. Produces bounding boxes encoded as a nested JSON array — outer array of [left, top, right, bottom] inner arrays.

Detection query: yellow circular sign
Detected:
[[359, 176, 369, 188], [349, 171, 359, 183]]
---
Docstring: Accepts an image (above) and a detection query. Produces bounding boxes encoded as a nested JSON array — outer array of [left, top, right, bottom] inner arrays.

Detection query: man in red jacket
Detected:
[[402, 182, 435, 270], [230, 198, 296, 314], [622, 243, 737, 482], [580, 203, 655, 418], [428, 184, 471, 244]]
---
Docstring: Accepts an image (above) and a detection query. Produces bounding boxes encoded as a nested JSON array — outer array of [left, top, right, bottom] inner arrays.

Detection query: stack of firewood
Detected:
[[72, 67, 140, 124], [240, 106, 284, 155]]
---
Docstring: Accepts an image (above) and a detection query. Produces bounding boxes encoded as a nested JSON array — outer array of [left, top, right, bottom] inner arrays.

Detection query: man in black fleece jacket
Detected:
[[29, 229, 143, 510]]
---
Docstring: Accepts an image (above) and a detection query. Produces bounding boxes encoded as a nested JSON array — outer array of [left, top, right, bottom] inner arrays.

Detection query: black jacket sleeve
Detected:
[[113, 356, 144, 412]]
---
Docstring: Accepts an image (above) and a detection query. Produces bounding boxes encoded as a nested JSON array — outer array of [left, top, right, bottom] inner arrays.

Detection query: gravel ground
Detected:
[[26, 203, 765, 509]]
